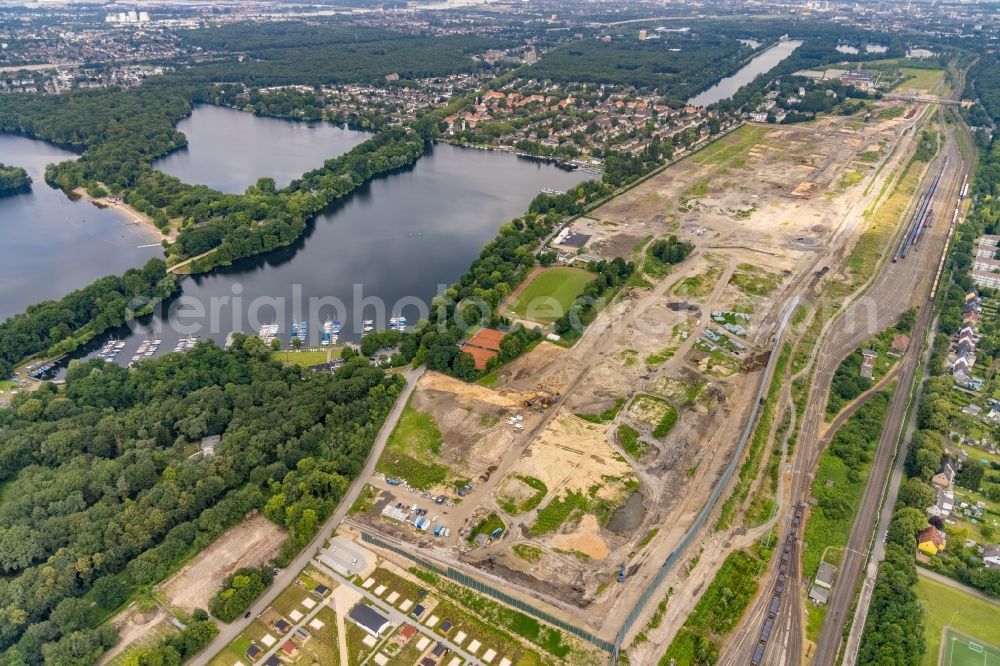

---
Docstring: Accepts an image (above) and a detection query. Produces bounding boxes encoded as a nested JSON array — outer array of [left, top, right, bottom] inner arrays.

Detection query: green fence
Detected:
[[361, 531, 616, 654]]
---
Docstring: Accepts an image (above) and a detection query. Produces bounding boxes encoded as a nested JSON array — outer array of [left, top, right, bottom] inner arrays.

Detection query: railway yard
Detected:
[[343, 78, 969, 662]]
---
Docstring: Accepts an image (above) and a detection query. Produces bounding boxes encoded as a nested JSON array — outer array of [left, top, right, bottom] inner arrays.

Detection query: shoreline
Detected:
[[72, 187, 174, 244]]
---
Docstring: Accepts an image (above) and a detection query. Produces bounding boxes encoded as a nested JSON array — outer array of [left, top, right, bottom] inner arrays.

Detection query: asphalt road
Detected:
[[189, 365, 425, 666]]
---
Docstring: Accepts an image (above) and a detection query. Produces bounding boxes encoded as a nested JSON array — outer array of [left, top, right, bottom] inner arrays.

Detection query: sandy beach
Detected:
[[72, 187, 175, 243]]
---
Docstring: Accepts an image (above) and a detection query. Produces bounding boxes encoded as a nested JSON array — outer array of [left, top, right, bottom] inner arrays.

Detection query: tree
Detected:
[[897, 478, 934, 510], [887, 507, 928, 548], [955, 462, 984, 491]]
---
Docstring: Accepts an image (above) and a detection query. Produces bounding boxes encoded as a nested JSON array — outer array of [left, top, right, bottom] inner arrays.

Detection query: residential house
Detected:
[[861, 350, 877, 380], [349, 603, 390, 637], [931, 472, 952, 491], [891, 334, 910, 355], [961, 404, 982, 416], [983, 545, 1000, 569], [917, 526, 947, 556]]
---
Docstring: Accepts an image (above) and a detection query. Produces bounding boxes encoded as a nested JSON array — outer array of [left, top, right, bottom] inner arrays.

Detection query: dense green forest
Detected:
[[0, 336, 403, 664], [0, 163, 31, 195], [177, 22, 508, 87], [0, 84, 194, 189], [526, 34, 750, 101], [0, 259, 175, 379], [0, 81, 423, 373]]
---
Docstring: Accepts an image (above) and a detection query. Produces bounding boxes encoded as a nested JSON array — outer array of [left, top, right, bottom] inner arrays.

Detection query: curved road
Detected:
[[189, 366, 425, 666]]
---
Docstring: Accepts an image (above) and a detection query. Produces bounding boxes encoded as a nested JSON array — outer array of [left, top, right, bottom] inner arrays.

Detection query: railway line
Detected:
[[717, 111, 969, 665]]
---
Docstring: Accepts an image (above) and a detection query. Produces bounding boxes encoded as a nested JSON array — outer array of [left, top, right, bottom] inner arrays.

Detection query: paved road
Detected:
[[190, 366, 425, 666], [310, 559, 487, 666]]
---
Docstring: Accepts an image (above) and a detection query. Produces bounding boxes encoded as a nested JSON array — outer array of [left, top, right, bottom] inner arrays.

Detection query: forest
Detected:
[[526, 34, 751, 102], [0, 258, 175, 379], [176, 22, 510, 87], [0, 335, 403, 664], [0, 162, 31, 196]]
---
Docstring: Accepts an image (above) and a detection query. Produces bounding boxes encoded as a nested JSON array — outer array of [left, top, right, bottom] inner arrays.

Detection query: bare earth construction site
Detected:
[[347, 95, 938, 652]]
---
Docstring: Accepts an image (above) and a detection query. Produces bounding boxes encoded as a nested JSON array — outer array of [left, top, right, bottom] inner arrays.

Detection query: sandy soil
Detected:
[[510, 409, 631, 495], [97, 604, 174, 665], [351, 106, 922, 635], [72, 187, 173, 243], [549, 514, 610, 560], [160, 514, 286, 614], [418, 371, 530, 408]]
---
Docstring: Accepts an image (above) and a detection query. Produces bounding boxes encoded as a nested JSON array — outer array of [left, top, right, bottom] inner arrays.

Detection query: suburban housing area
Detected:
[[0, 3, 999, 666]]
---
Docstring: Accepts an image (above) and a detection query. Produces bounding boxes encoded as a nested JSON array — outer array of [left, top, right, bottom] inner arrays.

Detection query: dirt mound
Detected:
[[419, 371, 529, 408], [550, 514, 610, 560]]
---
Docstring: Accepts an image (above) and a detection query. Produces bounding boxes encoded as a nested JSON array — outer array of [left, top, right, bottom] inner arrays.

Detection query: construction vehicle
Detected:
[[524, 392, 560, 412]]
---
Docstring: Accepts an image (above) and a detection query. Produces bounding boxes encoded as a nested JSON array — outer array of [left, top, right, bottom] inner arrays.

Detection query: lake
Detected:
[[152, 105, 369, 193], [0, 134, 162, 320], [41, 107, 590, 369], [688, 39, 803, 107]]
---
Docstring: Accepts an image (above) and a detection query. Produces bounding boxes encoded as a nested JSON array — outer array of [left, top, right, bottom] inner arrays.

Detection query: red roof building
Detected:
[[460, 328, 507, 370]]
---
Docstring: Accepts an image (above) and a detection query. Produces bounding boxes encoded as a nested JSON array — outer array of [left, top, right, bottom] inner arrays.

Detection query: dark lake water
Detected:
[[115, 143, 589, 354], [688, 39, 803, 107], [152, 105, 369, 193], [5, 105, 591, 370], [0, 135, 162, 320]]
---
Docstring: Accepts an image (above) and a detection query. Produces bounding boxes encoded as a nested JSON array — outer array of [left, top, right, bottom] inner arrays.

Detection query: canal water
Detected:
[[0, 134, 162, 320], [687, 39, 803, 107], [153, 105, 369, 193], [0, 105, 591, 368]]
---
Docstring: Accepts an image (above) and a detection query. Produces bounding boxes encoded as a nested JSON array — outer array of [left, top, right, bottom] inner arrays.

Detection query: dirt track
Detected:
[[160, 514, 286, 614]]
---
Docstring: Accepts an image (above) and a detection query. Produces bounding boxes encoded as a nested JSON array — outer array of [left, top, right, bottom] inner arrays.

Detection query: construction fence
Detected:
[[360, 531, 616, 654]]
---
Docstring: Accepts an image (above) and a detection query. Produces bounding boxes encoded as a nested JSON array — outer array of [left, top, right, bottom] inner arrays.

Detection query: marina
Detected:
[[24, 121, 589, 373]]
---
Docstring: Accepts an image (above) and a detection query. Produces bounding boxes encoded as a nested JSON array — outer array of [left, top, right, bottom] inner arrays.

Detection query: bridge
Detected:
[[882, 93, 962, 106]]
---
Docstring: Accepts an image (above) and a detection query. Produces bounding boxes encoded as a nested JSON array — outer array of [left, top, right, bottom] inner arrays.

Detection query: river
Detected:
[[687, 39, 803, 107], [12, 105, 591, 369], [0, 134, 162, 320]]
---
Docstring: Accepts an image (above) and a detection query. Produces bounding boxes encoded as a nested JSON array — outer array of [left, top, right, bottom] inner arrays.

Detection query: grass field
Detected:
[[271, 347, 342, 367], [898, 67, 945, 93], [691, 124, 770, 167], [915, 576, 1000, 666], [943, 629, 1000, 666], [508, 267, 594, 324], [377, 402, 450, 489]]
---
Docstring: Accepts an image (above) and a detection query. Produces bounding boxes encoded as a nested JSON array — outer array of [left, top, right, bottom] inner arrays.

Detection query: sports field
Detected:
[[942, 629, 1000, 666], [915, 575, 1000, 666], [507, 267, 594, 324]]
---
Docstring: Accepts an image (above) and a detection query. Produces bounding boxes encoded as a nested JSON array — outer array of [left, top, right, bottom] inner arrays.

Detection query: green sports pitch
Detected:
[[943, 628, 1000, 666]]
